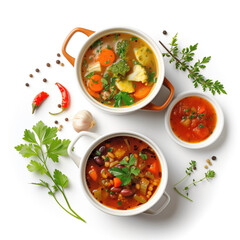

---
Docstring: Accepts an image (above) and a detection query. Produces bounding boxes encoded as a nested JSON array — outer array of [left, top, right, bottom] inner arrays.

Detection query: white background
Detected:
[[1, 0, 239, 239]]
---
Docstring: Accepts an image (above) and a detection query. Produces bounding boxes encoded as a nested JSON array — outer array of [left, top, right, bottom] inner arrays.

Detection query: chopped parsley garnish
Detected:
[[184, 108, 190, 113], [95, 150, 101, 156], [198, 124, 204, 128], [109, 154, 140, 186], [117, 201, 121, 206], [105, 60, 110, 64], [86, 72, 94, 79], [108, 147, 113, 152], [113, 91, 134, 107], [130, 37, 138, 41], [139, 152, 147, 159], [91, 39, 102, 49]]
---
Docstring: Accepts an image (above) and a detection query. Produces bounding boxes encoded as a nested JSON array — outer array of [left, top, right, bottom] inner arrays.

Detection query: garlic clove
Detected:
[[72, 110, 96, 133]]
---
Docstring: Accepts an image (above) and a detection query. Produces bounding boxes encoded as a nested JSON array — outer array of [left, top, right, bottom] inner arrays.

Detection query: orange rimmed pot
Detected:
[[62, 27, 174, 114]]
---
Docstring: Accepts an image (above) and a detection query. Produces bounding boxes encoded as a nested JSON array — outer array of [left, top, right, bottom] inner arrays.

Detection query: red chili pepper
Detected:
[[49, 83, 70, 115], [32, 91, 49, 114]]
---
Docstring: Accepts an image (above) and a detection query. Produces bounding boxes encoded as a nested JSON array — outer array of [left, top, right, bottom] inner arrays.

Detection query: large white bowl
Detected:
[[62, 27, 174, 115], [165, 91, 224, 149], [68, 130, 170, 216]]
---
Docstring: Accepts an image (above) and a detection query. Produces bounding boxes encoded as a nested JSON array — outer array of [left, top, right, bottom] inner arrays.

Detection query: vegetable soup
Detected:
[[170, 96, 217, 143], [81, 33, 158, 107], [86, 136, 162, 210]]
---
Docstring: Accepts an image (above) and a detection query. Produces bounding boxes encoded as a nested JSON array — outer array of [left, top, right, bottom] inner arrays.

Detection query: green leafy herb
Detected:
[[109, 154, 140, 186], [198, 124, 204, 128], [115, 34, 119, 41], [117, 200, 122, 205], [148, 71, 157, 83], [108, 147, 113, 152], [106, 44, 111, 50], [116, 40, 129, 59], [15, 121, 85, 222], [113, 91, 134, 107], [83, 59, 87, 66], [184, 108, 190, 113], [105, 60, 110, 64], [174, 160, 196, 187], [91, 39, 102, 49], [86, 72, 94, 79], [108, 59, 130, 77], [159, 33, 226, 95], [130, 37, 138, 41], [139, 152, 147, 160], [184, 170, 216, 191]]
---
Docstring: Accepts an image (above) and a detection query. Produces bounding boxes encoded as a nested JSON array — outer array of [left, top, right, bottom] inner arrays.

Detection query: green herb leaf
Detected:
[[86, 72, 94, 79], [15, 144, 37, 158], [47, 138, 71, 162], [23, 129, 37, 144], [53, 169, 69, 188], [113, 91, 134, 107], [108, 59, 130, 77], [130, 37, 138, 41], [27, 160, 47, 175], [139, 152, 147, 160], [91, 39, 102, 49]]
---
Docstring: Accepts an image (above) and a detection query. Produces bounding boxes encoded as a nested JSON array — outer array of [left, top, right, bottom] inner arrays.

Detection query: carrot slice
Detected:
[[87, 87, 100, 99], [98, 49, 115, 67], [88, 74, 103, 92], [113, 177, 122, 187], [198, 105, 206, 114], [148, 162, 159, 175], [89, 168, 98, 181], [133, 82, 152, 99]]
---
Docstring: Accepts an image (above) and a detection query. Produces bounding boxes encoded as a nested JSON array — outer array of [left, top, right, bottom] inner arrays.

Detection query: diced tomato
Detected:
[[198, 105, 206, 114], [191, 118, 199, 128], [193, 126, 210, 139]]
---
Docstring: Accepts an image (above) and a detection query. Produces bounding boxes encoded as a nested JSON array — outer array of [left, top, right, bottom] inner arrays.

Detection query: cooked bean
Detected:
[[110, 187, 122, 192], [99, 146, 106, 154], [109, 193, 117, 199], [94, 156, 104, 166], [109, 161, 119, 168], [121, 189, 134, 197]]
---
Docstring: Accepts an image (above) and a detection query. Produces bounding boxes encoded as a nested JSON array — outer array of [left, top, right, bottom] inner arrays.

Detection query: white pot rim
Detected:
[[74, 26, 165, 114], [165, 90, 224, 149], [69, 130, 169, 216]]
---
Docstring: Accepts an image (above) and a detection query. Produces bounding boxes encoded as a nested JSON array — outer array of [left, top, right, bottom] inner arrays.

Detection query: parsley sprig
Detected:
[[159, 33, 227, 95], [109, 154, 140, 185], [15, 121, 85, 222]]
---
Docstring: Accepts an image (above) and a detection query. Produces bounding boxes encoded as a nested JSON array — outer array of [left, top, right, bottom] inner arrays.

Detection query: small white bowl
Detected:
[[165, 91, 224, 149]]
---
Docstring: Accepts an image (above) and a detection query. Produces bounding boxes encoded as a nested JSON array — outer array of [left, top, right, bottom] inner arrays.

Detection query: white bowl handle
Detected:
[[143, 191, 170, 215], [67, 131, 100, 168]]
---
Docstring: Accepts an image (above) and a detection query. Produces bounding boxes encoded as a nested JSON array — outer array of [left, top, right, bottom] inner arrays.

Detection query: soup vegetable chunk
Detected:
[[81, 33, 158, 107], [170, 96, 217, 143], [86, 137, 162, 210]]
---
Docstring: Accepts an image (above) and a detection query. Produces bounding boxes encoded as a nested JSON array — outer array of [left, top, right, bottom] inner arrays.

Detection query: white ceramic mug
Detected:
[[68, 130, 170, 216], [62, 27, 174, 114]]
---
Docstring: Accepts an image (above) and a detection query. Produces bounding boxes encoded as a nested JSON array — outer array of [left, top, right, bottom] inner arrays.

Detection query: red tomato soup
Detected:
[[170, 96, 217, 143], [86, 136, 162, 210]]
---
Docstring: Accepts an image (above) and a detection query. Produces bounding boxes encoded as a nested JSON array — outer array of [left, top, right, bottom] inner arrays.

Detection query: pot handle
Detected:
[[62, 27, 95, 66], [143, 191, 170, 215], [67, 131, 100, 167], [141, 77, 174, 111]]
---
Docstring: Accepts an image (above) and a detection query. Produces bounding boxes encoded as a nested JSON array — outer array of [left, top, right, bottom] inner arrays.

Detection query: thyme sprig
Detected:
[[159, 33, 227, 95]]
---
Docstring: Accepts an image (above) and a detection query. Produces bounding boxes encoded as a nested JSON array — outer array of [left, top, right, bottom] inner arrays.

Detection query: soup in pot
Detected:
[[86, 136, 162, 210], [81, 33, 158, 107]]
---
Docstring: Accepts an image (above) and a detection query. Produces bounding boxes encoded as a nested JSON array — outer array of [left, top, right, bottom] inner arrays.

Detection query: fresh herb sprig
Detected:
[[109, 154, 140, 185], [184, 170, 216, 191], [159, 33, 227, 95], [15, 121, 85, 222], [174, 160, 216, 202], [174, 160, 196, 187]]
